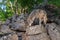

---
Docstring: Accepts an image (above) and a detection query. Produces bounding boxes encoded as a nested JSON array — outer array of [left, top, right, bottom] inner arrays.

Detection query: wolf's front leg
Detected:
[[39, 19, 42, 26]]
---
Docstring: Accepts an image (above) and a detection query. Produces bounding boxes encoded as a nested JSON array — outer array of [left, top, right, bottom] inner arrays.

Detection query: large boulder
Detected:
[[46, 23, 60, 40], [9, 13, 26, 31], [26, 25, 47, 35], [10, 20, 26, 31], [25, 25, 50, 40]]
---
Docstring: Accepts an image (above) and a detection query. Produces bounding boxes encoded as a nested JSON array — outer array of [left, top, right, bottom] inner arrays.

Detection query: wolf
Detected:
[[26, 9, 48, 27]]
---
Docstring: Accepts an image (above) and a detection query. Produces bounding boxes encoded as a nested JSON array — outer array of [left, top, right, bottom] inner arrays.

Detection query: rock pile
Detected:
[[0, 9, 60, 40], [0, 13, 26, 40]]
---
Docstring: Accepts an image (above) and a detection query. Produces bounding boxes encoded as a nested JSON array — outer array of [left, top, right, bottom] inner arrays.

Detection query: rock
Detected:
[[55, 18, 60, 25], [25, 25, 50, 40], [10, 13, 26, 31], [5, 19, 10, 25], [0, 33, 18, 40], [10, 20, 26, 31], [9, 33, 18, 40], [21, 32, 26, 40], [0, 24, 13, 34], [26, 25, 47, 35], [26, 33, 50, 40], [46, 23, 60, 40]]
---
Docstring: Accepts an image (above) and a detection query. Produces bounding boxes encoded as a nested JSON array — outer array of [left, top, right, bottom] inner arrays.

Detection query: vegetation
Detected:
[[0, 0, 60, 22]]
